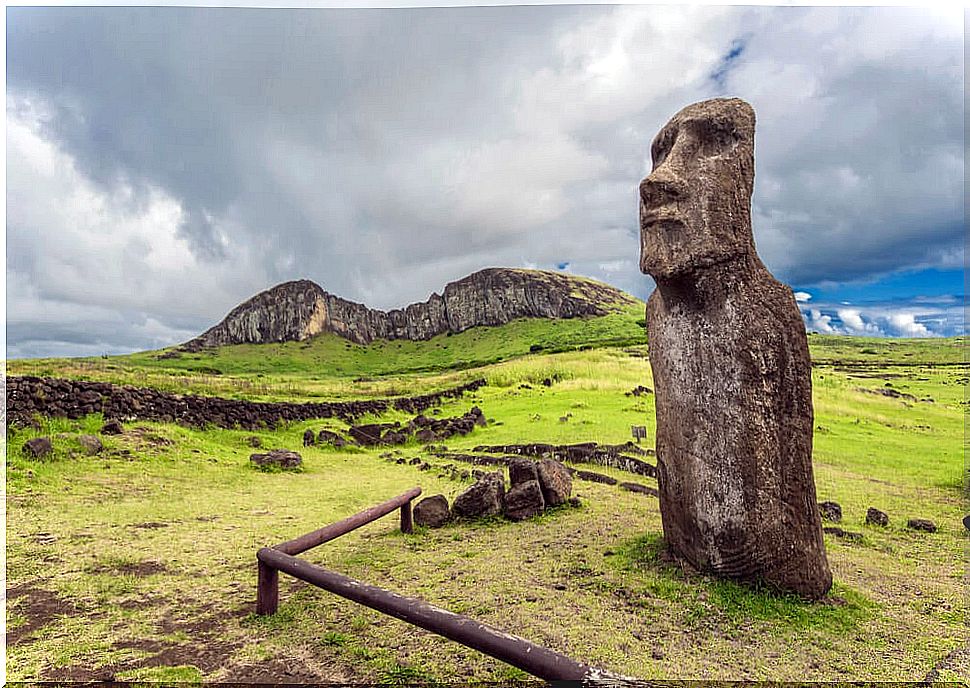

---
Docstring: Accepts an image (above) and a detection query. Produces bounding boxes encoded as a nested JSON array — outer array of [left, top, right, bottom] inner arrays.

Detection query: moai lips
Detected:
[[639, 98, 832, 599]]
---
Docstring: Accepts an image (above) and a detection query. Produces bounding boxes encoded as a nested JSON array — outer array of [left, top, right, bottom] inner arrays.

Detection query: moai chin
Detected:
[[639, 98, 832, 599]]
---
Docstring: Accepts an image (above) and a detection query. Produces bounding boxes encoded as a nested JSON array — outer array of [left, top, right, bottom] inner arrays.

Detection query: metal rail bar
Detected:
[[274, 486, 422, 555], [257, 546, 591, 682]]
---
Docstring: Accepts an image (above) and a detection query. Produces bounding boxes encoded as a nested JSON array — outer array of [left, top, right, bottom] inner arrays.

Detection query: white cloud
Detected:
[[794, 291, 812, 302]]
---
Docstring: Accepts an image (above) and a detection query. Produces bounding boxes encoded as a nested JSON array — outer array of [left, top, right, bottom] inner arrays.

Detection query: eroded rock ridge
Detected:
[[184, 267, 636, 349]]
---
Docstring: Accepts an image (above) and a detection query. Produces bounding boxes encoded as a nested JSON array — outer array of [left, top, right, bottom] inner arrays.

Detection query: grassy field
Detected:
[[5, 327, 968, 682]]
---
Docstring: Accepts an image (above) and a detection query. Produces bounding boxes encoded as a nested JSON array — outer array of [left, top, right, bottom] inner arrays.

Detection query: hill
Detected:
[[183, 267, 640, 349]]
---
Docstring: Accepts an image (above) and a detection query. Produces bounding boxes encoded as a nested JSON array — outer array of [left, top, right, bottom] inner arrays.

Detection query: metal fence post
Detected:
[[400, 500, 413, 534], [256, 559, 279, 615]]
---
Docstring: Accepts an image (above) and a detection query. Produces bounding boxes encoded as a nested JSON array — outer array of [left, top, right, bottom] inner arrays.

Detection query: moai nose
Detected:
[[640, 167, 687, 207]]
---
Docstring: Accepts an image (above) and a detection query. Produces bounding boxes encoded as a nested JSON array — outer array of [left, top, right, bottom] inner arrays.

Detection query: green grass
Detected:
[[5, 330, 968, 682]]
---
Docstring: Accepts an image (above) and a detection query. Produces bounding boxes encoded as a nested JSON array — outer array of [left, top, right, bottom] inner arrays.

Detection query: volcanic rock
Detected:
[[101, 419, 124, 435], [818, 501, 842, 523], [316, 430, 347, 447], [250, 449, 303, 470], [639, 98, 831, 599], [77, 434, 104, 455], [23, 437, 53, 459], [452, 472, 505, 519], [302, 429, 315, 447], [413, 495, 451, 528], [183, 268, 638, 349], [503, 480, 545, 521], [508, 457, 539, 487], [907, 518, 937, 533], [865, 508, 889, 527], [536, 459, 571, 507]]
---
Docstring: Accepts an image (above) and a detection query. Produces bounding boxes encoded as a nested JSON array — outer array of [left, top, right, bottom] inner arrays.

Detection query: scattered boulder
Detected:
[[963, 515, 970, 532], [865, 508, 889, 527], [23, 437, 53, 459], [907, 518, 937, 533], [413, 495, 451, 528], [302, 429, 316, 447], [250, 449, 303, 471], [77, 434, 103, 455], [349, 423, 398, 446], [382, 429, 409, 446], [536, 459, 571, 507], [100, 419, 124, 435], [818, 501, 842, 523], [452, 472, 505, 519], [508, 457, 539, 487], [247, 436, 262, 448], [415, 428, 437, 444], [316, 430, 347, 447], [504, 480, 545, 521]]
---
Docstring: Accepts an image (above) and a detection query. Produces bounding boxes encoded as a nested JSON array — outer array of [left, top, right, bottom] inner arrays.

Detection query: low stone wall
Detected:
[[7, 375, 486, 430]]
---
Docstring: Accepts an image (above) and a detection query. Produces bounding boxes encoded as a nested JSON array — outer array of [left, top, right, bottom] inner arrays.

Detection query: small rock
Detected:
[[23, 437, 53, 459], [247, 436, 262, 448], [408, 457, 421, 466], [503, 480, 545, 521], [907, 518, 937, 533], [651, 649, 665, 660], [317, 430, 347, 447], [250, 449, 303, 470], [536, 459, 571, 507], [865, 508, 889, 527], [413, 495, 450, 528], [575, 470, 617, 485], [818, 501, 842, 523], [77, 434, 103, 455], [963, 514, 970, 532], [507, 457, 539, 487], [302, 429, 315, 447], [100, 419, 124, 435], [452, 472, 505, 519]]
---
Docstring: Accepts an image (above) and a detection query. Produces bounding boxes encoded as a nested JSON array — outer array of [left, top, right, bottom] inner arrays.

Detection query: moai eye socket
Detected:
[[694, 119, 741, 158], [651, 127, 678, 167]]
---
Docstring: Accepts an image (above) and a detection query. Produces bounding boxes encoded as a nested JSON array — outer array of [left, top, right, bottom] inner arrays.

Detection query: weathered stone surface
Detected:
[[639, 98, 831, 599], [536, 459, 571, 507], [101, 419, 124, 435], [504, 480, 545, 521], [302, 429, 316, 447], [619, 482, 659, 497], [77, 434, 103, 455], [316, 430, 347, 447], [866, 508, 889, 527], [508, 458, 539, 487], [23, 437, 53, 459], [907, 518, 937, 533], [575, 470, 618, 485], [183, 269, 637, 349], [452, 472, 505, 519], [818, 502, 842, 523], [250, 449, 303, 470], [413, 495, 451, 528]]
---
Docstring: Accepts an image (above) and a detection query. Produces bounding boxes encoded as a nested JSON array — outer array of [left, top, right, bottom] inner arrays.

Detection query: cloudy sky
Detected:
[[6, 4, 965, 358]]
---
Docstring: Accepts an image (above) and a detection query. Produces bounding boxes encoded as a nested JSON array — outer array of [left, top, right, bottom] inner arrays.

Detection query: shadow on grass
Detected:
[[611, 532, 874, 633]]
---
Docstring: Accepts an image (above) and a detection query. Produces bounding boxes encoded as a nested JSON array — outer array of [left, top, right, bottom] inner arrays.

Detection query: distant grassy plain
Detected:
[[6, 320, 968, 682]]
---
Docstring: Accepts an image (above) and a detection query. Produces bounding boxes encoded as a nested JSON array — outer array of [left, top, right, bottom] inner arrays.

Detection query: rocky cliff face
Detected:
[[183, 268, 638, 349]]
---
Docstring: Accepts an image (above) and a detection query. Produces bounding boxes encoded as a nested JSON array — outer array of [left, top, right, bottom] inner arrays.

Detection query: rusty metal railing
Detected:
[[255, 486, 618, 682]]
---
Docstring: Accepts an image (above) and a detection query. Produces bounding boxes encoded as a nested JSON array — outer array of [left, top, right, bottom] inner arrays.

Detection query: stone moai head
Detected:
[[639, 98, 757, 280]]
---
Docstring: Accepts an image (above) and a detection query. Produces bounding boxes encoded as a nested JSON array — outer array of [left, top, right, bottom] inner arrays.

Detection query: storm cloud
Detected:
[[6, 5, 964, 357]]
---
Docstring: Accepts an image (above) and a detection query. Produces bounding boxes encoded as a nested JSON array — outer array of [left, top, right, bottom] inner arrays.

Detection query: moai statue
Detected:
[[639, 98, 832, 599]]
